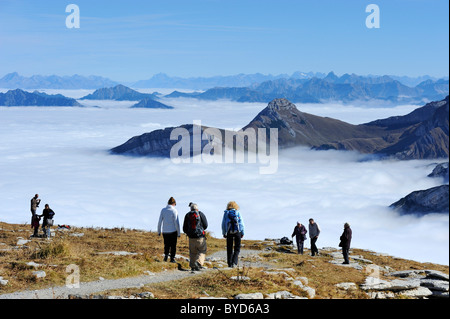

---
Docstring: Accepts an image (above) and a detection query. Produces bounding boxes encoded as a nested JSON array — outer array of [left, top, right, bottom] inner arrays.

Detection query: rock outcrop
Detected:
[[428, 162, 449, 183], [389, 185, 449, 215]]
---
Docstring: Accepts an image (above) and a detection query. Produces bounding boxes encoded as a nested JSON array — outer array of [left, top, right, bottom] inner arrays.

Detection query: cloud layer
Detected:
[[0, 96, 448, 265]]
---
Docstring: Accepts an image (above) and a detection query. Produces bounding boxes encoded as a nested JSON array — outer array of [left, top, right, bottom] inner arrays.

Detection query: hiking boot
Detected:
[[170, 258, 176, 263], [163, 255, 168, 262]]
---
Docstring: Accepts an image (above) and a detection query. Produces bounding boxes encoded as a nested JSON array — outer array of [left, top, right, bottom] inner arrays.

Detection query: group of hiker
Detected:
[[157, 197, 244, 271], [157, 197, 353, 271], [291, 219, 352, 264], [30, 194, 55, 238], [28, 193, 353, 267]]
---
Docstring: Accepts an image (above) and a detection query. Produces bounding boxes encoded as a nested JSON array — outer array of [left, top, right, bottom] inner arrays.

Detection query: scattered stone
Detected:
[[329, 259, 364, 270], [360, 276, 420, 291], [335, 282, 357, 290], [420, 279, 449, 292], [69, 233, 85, 237], [388, 279, 421, 291], [235, 292, 264, 299], [16, 238, 30, 246], [0, 276, 8, 286], [295, 277, 308, 286], [97, 251, 140, 256], [291, 279, 315, 298], [399, 287, 433, 298], [26, 261, 43, 268], [230, 276, 251, 281], [137, 292, 154, 299], [425, 270, 449, 281], [266, 291, 306, 299], [367, 291, 395, 299], [302, 286, 316, 299], [32, 271, 46, 279], [360, 277, 394, 291]]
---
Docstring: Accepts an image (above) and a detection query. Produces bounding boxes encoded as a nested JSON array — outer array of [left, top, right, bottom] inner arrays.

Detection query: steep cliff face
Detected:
[[315, 96, 449, 159], [243, 98, 386, 149], [374, 97, 449, 159]]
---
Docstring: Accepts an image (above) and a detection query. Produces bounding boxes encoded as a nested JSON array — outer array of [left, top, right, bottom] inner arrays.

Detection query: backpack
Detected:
[[188, 211, 204, 238], [280, 236, 293, 245], [227, 210, 240, 234]]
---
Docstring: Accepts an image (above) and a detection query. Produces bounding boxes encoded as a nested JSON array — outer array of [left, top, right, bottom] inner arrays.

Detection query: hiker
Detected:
[[221, 201, 245, 268], [157, 197, 180, 263], [339, 222, 352, 264], [183, 202, 208, 271], [30, 194, 41, 237], [41, 204, 55, 238], [308, 218, 321, 256], [291, 221, 307, 254]]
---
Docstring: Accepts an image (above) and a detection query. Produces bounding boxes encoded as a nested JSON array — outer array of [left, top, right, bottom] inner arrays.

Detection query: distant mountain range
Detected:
[[0, 72, 118, 89], [131, 71, 327, 90], [165, 72, 449, 105], [110, 96, 449, 161], [0, 89, 81, 107], [0, 86, 173, 109], [1, 72, 448, 105]]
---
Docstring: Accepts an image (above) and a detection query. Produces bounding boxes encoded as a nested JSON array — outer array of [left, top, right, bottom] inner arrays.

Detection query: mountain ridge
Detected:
[[110, 96, 450, 160], [0, 89, 81, 107]]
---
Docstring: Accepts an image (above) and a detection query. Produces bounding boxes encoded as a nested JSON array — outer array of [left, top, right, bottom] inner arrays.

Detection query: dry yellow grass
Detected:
[[0, 221, 448, 299]]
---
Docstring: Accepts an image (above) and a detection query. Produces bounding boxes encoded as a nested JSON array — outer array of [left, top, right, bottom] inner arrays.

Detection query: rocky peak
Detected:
[[266, 98, 298, 112]]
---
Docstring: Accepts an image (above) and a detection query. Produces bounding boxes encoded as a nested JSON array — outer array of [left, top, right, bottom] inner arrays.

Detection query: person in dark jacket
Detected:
[[183, 202, 208, 271], [30, 194, 41, 237], [291, 221, 307, 254], [339, 222, 352, 264], [308, 218, 321, 256], [41, 204, 55, 238]]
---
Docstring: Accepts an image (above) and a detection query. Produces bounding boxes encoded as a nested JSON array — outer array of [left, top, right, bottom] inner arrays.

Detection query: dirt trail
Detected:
[[0, 250, 268, 299]]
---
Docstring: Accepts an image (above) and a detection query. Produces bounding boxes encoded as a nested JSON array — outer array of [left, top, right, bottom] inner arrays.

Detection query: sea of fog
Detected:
[[0, 90, 448, 265]]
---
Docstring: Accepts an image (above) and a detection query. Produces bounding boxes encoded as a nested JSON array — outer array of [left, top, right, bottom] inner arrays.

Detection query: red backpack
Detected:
[[188, 211, 205, 238]]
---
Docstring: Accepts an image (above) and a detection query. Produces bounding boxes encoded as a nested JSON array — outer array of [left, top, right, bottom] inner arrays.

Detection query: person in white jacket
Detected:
[[158, 197, 180, 262]]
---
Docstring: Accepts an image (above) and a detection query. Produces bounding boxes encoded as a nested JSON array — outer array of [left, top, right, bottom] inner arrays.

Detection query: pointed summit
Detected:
[[267, 98, 298, 111]]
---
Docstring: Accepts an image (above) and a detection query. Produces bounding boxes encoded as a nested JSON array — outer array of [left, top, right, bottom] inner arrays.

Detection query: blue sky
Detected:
[[0, 0, 448, 81]]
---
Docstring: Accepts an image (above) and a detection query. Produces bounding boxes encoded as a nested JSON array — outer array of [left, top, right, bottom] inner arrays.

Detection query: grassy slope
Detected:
[[0, 221, 448, 299]]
